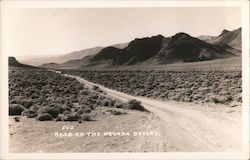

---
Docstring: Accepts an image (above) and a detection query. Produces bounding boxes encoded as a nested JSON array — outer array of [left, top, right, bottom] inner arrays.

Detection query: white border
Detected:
[[0, 1, 249, 160]]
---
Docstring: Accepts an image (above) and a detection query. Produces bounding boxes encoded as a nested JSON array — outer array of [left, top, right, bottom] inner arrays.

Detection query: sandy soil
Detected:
[[9, 108, 150, 152], [9, 73, 242, 152]]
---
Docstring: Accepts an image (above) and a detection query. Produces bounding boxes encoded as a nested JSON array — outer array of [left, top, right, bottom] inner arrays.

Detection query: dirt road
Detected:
[[65, 74, 242, 152]]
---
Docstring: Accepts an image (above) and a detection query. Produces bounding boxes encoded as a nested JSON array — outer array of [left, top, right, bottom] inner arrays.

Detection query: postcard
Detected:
[[1, 0, 249, 159]]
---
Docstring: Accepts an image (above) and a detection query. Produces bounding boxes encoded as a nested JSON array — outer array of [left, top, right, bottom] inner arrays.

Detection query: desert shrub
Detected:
[[30, 105, 40, 111], [233, 93, 242, 102], [217, 95, 231, 104], [107, 109, 126, 115], [109, 100, 115, 107], [21, 109, 38, 118], [31, 93, 40, 99], [10, 99, 18, 104], [38, 106, 60, 118], [114, 102, 123, 108], [127, 99, 147, 111], [92, 85, 99, 90], [169, 94, 181, 101], [80, 90, 90, 95], [62, 105, 71, 112], [102, 99, 110, 106], [9, 104, 24, 115], [48, 107, 60, 118], [183, 97, 192, 102], [193, 94, 204, 101], [14, 116, 20, 122], [74, 107, 91, 116], [82, 107, 92, 113], [91, 94, 99, 100], [208, 95, 219, 103], [55, 114, 65, 121], [36, 113, 53, 121], [65, 100, 74, 108], [21, 100, 33, 109], [62, 113, 78, 121], [81, 114, 92, 121], [58, 106, 65, 113], [63, 110, 71, 115]]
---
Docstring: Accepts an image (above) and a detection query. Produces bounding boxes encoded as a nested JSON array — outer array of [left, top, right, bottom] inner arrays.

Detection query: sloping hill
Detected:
[[55, 47, 103, 63], [9, 57, 41, 70], [20, 47, 104, 66], [198, 28, 241, 51], [40, 55, 94, 69], [21, 42, 129, 67], [211, 28, 241, 51]]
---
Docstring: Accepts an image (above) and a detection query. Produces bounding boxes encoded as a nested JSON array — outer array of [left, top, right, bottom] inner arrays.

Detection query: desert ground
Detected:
[[9, 71, 242, 152]]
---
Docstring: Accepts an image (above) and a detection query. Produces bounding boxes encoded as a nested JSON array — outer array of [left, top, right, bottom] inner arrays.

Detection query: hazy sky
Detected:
[[6, 7, 241, 57]]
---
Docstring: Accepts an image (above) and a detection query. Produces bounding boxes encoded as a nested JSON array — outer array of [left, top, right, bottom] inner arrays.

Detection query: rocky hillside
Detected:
[[92, 35, 164, 65], [156, 32, 233, 63], [9, 57, 39, 70], [198, 28, 241, 51]]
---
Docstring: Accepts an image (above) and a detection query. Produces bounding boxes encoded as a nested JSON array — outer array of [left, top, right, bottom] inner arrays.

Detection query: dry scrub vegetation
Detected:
[[64, 70, 242, 105], [9, 70, 146, 121]]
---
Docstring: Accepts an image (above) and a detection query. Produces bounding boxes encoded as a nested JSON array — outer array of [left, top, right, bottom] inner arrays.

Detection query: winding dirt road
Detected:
[[65, 73, 242, 152]]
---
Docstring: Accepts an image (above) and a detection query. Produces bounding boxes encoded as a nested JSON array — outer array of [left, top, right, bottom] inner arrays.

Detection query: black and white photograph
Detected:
[[0, 0, 249, 159]]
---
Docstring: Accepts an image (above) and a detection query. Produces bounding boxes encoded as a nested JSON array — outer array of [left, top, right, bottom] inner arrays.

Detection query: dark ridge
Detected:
[[9, 57, 21, 66], [92, 47, 125, 63], [124, 35, 164, 64], [157, 32, 232, 63], [92, 35, 164, 65]]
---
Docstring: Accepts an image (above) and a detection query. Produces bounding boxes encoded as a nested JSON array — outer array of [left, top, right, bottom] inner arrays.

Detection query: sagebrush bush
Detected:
[[92, 85, 99, 90], [62, 113, 78, 121], [9, 104, 24, 115], [21, 109, 38, 118], [36, 113, 53, 121], [38, 106, 60, 118], [102, 99, 110, 106], [127, 99, 147, 111], [21, 100, 33, 109], [56, 114, 64, 121], [114, 102, 123, 108], [81, 114, 92, 121], [217, 95, 230, 104], [107, 109, 126, 115], [14, 116, 20, 122]]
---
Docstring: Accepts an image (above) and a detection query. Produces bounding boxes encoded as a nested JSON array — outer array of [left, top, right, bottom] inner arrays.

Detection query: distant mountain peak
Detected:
[[220, 29, 229, 36], [9, 57, 19, 66], [170, 32, 193, 41], [9, 56, 39, 69]]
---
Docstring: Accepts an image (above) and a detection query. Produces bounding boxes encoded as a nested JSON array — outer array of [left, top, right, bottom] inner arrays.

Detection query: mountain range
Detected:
[[14, 27, 241, 70]]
